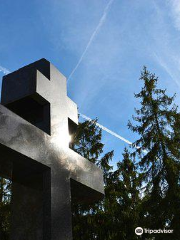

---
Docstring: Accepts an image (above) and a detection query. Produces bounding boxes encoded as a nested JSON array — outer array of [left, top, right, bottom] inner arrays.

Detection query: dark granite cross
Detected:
[[0, 59, 104, 240]]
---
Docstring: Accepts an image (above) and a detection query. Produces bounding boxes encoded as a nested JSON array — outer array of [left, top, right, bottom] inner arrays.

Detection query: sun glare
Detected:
[[68, 135, 72, 144]]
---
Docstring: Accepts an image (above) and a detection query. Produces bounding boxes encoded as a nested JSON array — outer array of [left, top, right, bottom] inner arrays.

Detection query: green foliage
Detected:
[[72, 120, 141, 240], [72, 67, 180, 239], [128, 67, 180, 239], [72, 118, 104, 163], [0, 177, 11, 240]]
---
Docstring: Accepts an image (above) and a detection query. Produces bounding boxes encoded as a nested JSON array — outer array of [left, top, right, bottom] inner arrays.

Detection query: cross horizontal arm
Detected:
[[0, 104, 104, 197]]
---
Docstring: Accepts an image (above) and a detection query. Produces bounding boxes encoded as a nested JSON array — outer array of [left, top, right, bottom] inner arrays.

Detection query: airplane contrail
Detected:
[[67, 0, 114, 81], [0, 65, 10, 75], [80, 113, 148, 154], [0, 63, 142, 149], [0, 62, 132, 146], [79, 113, 132, 145]]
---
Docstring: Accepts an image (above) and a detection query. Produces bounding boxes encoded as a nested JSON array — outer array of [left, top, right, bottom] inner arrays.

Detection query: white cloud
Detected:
[[169, 0, 180, 30], [153, 53, 180, 88], [67, 0, 115, 81], [0, 65, 10, 75], [148, 2, 180, 91]]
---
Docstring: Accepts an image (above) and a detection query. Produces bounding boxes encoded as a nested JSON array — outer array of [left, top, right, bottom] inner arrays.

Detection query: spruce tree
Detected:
[[72, 119, 114, 240], [72, 118, 104, 163], [128, 67, 180, 239], [110, 148, 140, 240], [72, 119, 141, 240]]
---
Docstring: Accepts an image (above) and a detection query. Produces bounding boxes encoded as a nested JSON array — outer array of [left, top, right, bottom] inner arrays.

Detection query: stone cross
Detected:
[[0, 59, 104, 240]]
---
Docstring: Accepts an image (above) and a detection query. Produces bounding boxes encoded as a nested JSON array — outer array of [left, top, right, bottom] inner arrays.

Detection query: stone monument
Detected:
[[0, 59, 104, 240]]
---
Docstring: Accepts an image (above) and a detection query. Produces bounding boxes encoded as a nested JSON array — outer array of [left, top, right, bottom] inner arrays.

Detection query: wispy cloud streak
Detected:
[[0, 65, 10, 75], [80, 113, 132, 145], [153, 53, 180, 89], [169, 0, 180, 30], [80, 113, 148, 154], [68, 0, 114, 81]]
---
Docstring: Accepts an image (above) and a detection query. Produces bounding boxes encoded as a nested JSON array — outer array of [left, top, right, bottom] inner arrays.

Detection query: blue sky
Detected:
[[1, 0, 180, 165]]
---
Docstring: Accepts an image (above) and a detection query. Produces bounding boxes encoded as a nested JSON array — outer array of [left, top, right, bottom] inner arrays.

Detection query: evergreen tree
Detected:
[[72, 119, 114, 239], [115, 148, 141, 240], [72, 118, 104, 163], [72, 119, 141, 240], [128, 67, 180, 239]]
